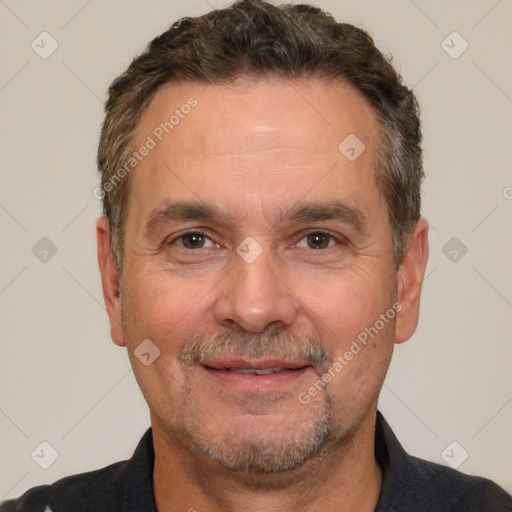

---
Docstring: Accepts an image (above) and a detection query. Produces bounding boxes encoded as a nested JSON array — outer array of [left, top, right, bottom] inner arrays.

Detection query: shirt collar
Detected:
[[117, 427, 157, 511], [374, 410, 414, 511]]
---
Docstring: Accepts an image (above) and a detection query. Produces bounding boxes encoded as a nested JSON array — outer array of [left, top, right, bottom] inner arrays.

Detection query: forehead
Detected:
[[129, 77, 382, 222], [136, 76, 378, 157]]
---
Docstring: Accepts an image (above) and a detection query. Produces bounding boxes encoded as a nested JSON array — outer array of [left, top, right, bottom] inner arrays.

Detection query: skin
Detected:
[[97, 77, 429, 512]]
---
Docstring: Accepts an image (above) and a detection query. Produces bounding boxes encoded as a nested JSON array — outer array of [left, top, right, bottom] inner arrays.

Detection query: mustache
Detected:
[[178, 330, 333, 373]]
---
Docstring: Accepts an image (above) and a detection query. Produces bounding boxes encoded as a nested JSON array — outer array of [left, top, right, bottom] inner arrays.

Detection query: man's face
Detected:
[[111, 78, 402, 472]]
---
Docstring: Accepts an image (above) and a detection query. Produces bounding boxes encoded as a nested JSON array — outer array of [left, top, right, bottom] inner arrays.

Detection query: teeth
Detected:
[[229, 368, 285, 375]]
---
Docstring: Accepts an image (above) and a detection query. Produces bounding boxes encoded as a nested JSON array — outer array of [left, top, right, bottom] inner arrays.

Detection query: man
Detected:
[[2, 0, 511, 510]]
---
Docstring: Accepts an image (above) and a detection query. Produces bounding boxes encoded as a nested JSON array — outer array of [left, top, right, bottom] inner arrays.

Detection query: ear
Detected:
[[395, 218, 429, 344], [96, 216, 125, 347]]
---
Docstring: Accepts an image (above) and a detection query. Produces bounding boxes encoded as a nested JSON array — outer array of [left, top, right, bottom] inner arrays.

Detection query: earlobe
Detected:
[[96, 216, 125, 347], [395, 218, 429, 344]]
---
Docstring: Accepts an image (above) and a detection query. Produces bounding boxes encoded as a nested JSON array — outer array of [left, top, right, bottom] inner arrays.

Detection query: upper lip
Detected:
[[202, 358, 309, 370]]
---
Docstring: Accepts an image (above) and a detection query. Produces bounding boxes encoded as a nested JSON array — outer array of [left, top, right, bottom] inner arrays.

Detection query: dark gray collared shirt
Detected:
[[2, 412, 511, 511]]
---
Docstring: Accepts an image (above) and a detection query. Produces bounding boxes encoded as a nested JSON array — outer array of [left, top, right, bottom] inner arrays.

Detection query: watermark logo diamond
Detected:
[[441, 441, 469, 469], [31, 31, 59, 59], [31, 441, 59, 469], [32, 237, 58, 263], [441, 31, 468, 59], [236, 237, 263, 263], [442, 236, 468, 263], [134, 338, 161, 366], [338, 134, 365, 161]]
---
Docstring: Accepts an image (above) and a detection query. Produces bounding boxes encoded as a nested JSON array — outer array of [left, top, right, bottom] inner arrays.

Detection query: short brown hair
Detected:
[[97, 0, 423, 271]]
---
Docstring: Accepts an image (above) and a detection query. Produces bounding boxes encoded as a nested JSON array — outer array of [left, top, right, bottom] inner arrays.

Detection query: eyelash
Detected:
[[169, 229, 344, 249]]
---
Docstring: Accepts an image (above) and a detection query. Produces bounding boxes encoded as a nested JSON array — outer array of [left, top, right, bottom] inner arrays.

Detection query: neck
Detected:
[[152, 409, 382, 512]]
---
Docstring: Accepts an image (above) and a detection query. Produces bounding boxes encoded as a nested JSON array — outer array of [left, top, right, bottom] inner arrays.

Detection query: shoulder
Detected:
[[0, 460, 128, 512], [0, 427, 155, 512], [376, 412, 512, 511], [406, 455, 512, 511]]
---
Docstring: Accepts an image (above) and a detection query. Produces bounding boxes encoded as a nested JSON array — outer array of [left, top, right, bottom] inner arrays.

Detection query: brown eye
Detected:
[[305, 232, 333, 249], [182, 233, 204, 249], [175, 232, 214, 249]]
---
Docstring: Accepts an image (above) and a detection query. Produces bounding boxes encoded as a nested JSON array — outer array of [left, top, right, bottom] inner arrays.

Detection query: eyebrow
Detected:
[[145, 199, 367, 235], [285, 200, 367, 232], [145, 201, 230, 234]]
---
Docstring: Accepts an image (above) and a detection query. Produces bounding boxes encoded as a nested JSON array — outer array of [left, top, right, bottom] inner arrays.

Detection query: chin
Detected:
[[180, 396, 334, 475]]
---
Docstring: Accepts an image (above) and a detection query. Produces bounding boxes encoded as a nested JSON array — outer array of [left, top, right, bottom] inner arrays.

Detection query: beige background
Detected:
[[1, 0, 511, 499]]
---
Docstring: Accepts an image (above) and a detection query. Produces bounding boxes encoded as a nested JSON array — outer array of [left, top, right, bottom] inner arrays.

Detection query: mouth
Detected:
[[219, 367, 291, 375], [200, 359, 313, 393]]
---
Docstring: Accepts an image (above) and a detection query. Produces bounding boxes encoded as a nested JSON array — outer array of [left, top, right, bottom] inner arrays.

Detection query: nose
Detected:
[[213, 247, 299, 334]]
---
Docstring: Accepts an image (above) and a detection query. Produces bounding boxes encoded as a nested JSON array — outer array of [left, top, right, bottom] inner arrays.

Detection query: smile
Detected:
[[200, 359, 313, 393]]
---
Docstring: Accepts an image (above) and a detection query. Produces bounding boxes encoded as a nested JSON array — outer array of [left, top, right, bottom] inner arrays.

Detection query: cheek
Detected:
[[122, 267, 213, 354], [299, 273, 396, 424], [293, 262, 396, 402], [298, 263, 396, 349], [121, 270, 213, 407]]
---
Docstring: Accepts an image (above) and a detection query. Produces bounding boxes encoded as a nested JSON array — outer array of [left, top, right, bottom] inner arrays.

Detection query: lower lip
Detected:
[[201, 365, 312, 393]]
